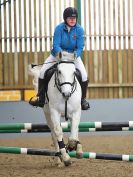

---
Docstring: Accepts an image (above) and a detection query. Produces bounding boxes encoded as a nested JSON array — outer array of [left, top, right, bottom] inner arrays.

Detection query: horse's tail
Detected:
[[28, 64, 42, 92]]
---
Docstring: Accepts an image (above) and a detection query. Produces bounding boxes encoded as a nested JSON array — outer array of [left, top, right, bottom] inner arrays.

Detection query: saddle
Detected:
[[31, 63, 82, 100]]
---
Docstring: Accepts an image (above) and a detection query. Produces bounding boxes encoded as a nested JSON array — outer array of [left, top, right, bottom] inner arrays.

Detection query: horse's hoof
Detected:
[[64, 159, 72, 166], [67, 139, 78, 151], [61, 153, 72, 166]]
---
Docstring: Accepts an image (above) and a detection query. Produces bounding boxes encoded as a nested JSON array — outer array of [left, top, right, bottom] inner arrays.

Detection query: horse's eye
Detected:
[[58, 70, 61, 74]]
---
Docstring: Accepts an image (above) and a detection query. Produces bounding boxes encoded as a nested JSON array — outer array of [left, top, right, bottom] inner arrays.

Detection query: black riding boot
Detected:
[[29, 78, 46, 108], [81, 80, 90, 110]]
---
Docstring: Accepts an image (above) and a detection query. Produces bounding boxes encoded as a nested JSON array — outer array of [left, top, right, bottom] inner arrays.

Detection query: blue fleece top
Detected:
[[51, 23, 84, 58]]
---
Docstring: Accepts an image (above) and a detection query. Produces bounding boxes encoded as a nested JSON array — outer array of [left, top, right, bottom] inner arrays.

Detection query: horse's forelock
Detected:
[[57, 62, 76, 78]]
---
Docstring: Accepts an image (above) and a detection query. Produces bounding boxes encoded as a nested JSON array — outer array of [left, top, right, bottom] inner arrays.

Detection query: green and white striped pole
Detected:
[[1, 127, 133, 133], [0, 146, 133, 162], [0, 121, 133, 130]]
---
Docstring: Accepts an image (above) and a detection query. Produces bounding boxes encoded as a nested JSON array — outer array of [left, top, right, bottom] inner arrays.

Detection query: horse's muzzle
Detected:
[[62, 92, 71, 99]]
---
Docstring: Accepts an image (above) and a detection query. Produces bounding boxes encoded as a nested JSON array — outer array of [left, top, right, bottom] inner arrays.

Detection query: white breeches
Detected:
[[39, 54, 88, 81]]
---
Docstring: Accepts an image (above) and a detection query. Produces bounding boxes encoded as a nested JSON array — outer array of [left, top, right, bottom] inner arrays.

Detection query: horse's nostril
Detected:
[[63, 92, 71, 98]]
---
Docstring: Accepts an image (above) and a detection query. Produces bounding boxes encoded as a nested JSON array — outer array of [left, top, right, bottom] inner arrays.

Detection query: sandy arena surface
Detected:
[[0, 135, 133, 177]]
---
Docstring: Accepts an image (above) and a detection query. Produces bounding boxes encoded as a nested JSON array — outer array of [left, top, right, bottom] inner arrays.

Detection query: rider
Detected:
[[29, 7, 90, 110]]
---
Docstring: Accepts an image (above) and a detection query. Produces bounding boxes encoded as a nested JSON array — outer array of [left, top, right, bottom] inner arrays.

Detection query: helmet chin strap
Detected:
[[65, 22, 77, 28]]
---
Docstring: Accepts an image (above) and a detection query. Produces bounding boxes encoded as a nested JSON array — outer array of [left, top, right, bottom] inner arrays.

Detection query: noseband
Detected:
[[54, 61, 77, 98]]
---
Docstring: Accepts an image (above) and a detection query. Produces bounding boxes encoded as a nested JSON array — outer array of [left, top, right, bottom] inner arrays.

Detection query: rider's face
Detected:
[[66, 17, 77, 27]]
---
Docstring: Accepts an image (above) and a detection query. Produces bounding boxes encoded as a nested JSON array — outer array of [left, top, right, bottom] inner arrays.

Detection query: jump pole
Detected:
[[1, 127, 133, 133], [0, 146, 133, 162], [0, 121, 133, 130]]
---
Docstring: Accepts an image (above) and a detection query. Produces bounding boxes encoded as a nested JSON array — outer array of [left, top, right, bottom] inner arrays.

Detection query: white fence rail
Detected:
[[1, 0, 133, 53]]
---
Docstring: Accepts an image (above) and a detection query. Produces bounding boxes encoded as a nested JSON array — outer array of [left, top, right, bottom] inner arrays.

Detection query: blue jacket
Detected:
[[51, 23, 84, 58]]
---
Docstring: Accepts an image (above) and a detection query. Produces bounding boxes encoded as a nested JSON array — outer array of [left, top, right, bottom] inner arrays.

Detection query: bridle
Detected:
[[54, 60, 77, 121], [55, 61, 77, 98]]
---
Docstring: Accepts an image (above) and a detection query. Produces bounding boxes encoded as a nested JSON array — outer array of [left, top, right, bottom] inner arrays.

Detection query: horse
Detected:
[[29, 53, 83, 166]]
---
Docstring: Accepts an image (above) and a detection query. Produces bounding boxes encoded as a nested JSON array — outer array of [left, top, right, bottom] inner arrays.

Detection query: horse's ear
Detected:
[[59, 52, 62, 59]]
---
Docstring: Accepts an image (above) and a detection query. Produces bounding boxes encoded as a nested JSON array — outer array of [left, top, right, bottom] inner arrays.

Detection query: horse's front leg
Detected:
[[49, 106, 71, 166], [43, 105, 63, 166], [43, 105, 60, 152], [67, 109, 83, 158]]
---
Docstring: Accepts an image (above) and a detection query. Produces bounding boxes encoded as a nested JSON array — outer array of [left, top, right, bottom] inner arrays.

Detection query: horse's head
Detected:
[[55, 61, 77, 100]]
